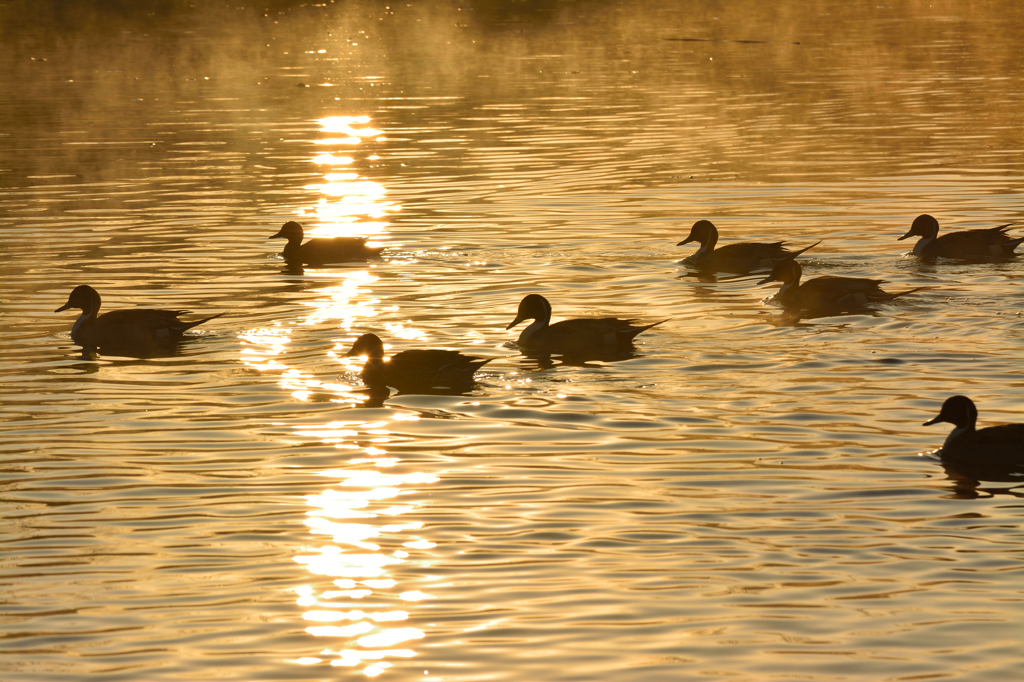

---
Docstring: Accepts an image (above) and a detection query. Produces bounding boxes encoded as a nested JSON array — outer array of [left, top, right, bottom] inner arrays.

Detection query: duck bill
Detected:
[[676, 237, 695, 246], [922, 415, 943, 426], [897, 229, 914, 241], [269, 230, 285, 239], [756, 274, 776, 286], [54, 301, 72, 313], [505, 314, 525, 331]]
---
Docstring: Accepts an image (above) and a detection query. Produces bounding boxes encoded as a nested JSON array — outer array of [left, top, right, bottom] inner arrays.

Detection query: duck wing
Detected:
[[297, 237, 383, 264], [374, 349, 490, 391], [933, 225, 1020, 257]]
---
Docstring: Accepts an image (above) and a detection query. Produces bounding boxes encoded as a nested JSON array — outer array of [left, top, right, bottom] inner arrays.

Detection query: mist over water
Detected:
[[2, 1, 1022, 681]]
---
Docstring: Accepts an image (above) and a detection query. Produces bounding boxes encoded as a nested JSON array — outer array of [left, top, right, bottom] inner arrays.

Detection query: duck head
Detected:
[[270, 221, 305, 244], [898, 214, 939, 241], [506, 294, 552, 330], [677, 220, 718, 247], [345, 333, 386, 360], [55, 285, 101, 315], [757, 258, 801, 286], [923, 395, 978, 430]]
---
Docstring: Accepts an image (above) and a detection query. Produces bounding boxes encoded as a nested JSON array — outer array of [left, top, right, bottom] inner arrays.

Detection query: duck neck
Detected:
[[911, 236, 932, 256], [72, 292, 100, 338], [518, 298, 551, 343], [692, 231, 717, 260]]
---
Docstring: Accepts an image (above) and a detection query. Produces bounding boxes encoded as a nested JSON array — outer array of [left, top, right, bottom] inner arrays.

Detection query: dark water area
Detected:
[[1, 1, 1022, 681]]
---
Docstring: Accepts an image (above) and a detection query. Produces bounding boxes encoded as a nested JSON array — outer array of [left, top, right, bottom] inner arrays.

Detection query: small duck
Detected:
[[506, 294, 666, 356], [344, 332, 491, 394], [677, 220, 819, 274], [923, 396, 1024, 474], [55, 285, 223, 355], [270, 221, 383, 265], [898, 214, 1022, 258], [758, 259, 923, 314]]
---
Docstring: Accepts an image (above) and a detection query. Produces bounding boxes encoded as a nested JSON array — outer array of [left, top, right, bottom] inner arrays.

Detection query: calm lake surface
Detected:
[[1, 1, 1022, 680]]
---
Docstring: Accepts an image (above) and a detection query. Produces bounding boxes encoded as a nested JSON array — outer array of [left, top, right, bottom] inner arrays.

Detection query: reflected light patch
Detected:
[[357, 628, 425, 648], [313, 152, 354, 165]]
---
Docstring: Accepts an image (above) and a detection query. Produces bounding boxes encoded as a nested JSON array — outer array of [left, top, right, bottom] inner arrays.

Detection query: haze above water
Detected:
[[1, 1, 1022, 681]]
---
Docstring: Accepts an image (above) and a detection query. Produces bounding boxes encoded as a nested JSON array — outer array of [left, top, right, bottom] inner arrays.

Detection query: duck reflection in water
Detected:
[[55, 284, 223, 359], [506, 294, 667, 363], [677, 219, 819, 275], [270, 221, 383, 267], [921, 395, 1024, 484], [758, 258, 924, 319], [343, 332, 492, 404], [898, 214, 1022, 259]]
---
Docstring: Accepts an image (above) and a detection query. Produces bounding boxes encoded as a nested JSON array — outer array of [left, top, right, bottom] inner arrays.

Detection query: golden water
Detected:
[[1, 1, 1022, 680]]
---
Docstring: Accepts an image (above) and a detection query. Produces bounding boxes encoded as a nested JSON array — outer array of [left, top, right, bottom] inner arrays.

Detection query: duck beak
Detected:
[[676, 237, 694, 246], [897, 229, 914, 241], [506, 314, 526, 330], [922, 415, 942, 426], [269, 230, 285, 239], [54, 301, 71, 313], [756, 274, 775, 286]]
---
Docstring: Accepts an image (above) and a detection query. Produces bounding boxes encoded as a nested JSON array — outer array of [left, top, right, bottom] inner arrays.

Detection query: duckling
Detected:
[[923, 396, 1024, 473], [344, 332, 491, 394], [55, 285, 222, 355], [270, 221, 383, 265], [677, 220, 819, 274], [758, 259, 923, 314], [898, 214, 1021, 258], [506, 294, 666, 356]]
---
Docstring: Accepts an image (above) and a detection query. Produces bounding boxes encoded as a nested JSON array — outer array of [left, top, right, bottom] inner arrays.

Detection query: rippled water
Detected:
[[2, 1, 1023, 680]]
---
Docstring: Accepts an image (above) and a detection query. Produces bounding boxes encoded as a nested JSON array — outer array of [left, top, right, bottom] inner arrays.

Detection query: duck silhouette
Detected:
[[506, 294, 666, 358], [270, 221, 383, 265], [898, 214, 1021, 259], [677, 220, 819, 274], [344, 332, 491, 396], [758, 259, 923, 315], [55, 285, 222, 357], [922, 395, 1024, 478]]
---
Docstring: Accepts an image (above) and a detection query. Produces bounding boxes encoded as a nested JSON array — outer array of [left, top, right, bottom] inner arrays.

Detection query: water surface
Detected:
[[1, 2, 1022, 681]]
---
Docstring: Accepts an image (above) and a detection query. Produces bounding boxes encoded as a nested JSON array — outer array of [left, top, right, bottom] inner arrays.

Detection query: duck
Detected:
[[758, 259, 923, 314], [898, 214, 1022, 258], [677, 220, 820, 274], [344, 332, 491, 394], [270, 221, 383, 265], [55, 285, 223, 355], [922, 396, 1024, 474], [506, 294, 667, 356]]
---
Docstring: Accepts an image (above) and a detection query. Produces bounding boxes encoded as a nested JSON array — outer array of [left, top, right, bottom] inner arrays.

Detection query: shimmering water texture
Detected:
[[1, 2, 1023, 681]]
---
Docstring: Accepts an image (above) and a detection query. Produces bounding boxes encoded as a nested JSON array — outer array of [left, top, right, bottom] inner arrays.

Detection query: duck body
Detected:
[[270, 221, 383, 265], [923, 395, 1024, 476], [898, 214, 1022, 258], [345, 333, 490, 394], [758, 259, 922, 314], [677, 220, 819, 274], [506, 294, 666, 357], [55, 285, 222, 356]]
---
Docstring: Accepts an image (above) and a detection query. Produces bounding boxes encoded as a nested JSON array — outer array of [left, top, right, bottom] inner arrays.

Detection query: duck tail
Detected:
[[888, 286, 929, 300], [789, 239, 822, 259], [181, 311, 226, 332]]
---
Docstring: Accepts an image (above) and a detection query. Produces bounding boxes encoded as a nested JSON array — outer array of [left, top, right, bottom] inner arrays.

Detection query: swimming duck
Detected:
[[677, 220, 819, 274], [344, 332, 491, 394], [55, 285, 223, 355], [923, 396, 1024, 473], [506, 294, 667, 356], [270, 221, 383, 265], [898, 214, 1022, 258], [758, 259, 923, 313]]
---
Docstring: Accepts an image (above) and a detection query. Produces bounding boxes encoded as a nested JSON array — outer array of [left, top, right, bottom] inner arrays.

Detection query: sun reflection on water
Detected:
[[291, 418, 438, 676]]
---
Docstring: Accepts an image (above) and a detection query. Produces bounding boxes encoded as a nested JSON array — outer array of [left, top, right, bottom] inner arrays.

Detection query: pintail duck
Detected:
[[898, 214, 1022, 258], [758, 259, 923, 314], [677, 220, 819, 274], [270, 221, 383, 265], [506, 294, 667, 356], [55, 285, 223, 355], [344, 332, 491, 394], [923, 396, 1024, 474]]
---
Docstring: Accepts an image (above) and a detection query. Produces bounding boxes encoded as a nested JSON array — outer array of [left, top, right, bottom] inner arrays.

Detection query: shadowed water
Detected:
[[1, 1, 1022, 681]]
